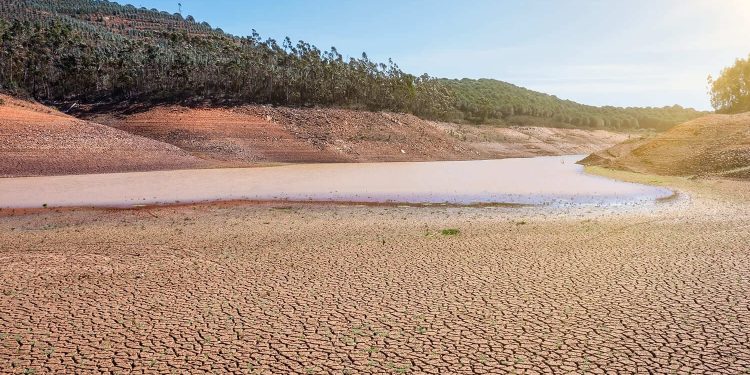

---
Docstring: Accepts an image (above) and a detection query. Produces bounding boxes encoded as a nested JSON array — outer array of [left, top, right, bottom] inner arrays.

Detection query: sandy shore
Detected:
[[1, 174, 749, 373]]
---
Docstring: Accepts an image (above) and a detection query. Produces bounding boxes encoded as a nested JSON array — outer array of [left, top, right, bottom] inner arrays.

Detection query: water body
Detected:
[[0, 155, 673, 208]]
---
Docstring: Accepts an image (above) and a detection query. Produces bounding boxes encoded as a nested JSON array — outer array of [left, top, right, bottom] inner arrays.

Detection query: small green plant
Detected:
[[394, 364, 410, 373], [440, 228, 460, 236]]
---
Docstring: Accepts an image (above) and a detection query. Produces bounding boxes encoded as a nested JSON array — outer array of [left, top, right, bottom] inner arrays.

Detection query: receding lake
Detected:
[[0, 155, 673, 208]]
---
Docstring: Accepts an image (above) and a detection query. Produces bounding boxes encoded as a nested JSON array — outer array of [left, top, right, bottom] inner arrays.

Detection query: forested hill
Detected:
[[444, 79, 703, 130], [0, 0, 703, 131]]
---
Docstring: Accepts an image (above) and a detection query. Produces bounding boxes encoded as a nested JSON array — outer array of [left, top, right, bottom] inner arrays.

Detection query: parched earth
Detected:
[[1, 178, 750, 373]]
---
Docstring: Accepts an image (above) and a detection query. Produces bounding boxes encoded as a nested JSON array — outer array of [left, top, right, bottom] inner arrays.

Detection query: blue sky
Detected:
[[127, 0, 750, 110]]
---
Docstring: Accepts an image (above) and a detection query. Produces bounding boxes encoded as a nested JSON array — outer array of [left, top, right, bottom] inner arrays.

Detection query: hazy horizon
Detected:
[[126, 0, 750, 111]]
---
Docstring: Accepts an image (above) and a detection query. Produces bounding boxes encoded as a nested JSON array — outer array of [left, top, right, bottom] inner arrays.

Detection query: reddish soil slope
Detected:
[[90, 105, 628, 165], [1, 96, 631, 176], [90, 107, 347, 165], [0, 95, 208, 177], [89, 106, 479, 164], [580, 113, 750, 178]]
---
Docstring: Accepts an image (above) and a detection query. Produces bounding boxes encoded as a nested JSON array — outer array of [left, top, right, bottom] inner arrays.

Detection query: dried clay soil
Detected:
[[1, 177, 749, 373]]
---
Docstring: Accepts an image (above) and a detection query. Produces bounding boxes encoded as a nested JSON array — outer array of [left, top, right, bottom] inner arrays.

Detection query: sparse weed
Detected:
[[440, 228, 460, 236]]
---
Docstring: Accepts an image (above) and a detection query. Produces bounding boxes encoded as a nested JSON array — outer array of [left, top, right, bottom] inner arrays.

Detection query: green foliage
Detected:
[[440, 228, 460, 236], [442, 79, 704, 130], [708, 54, 750, 114], [0, 0, 448, 114], [0, 0, 704, 131]]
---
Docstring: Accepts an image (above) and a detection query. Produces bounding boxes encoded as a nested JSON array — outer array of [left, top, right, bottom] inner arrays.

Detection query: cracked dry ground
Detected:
[[1, 191, 750, 373]]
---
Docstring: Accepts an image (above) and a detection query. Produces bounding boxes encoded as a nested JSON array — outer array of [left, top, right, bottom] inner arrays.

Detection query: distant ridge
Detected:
[[0, 0, 704, 131]]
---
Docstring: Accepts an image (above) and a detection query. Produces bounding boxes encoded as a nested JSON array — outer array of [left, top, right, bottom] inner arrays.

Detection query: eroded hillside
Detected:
[[87, 105, 630, 165], [580, 113, 750, 178], [0, 95, 208, 177], [1, 95, 632, 176]]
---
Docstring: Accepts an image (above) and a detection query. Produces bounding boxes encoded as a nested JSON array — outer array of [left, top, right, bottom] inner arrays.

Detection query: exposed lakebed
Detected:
[[0, 155, 673, 208]]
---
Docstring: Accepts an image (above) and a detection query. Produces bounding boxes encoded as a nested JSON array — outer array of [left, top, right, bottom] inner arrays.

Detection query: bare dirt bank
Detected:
[[434, 121, 629, 158], [0, 95, 208, 177], [1, 95, 630, 176], [87, 104, 629, 165], [1, 177, 749, 373], [580, 112, 750, 179]]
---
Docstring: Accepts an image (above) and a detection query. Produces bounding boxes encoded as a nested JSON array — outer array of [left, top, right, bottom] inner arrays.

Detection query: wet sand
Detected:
[[1, 174, 749, 373], [0, 156, 672, 208]]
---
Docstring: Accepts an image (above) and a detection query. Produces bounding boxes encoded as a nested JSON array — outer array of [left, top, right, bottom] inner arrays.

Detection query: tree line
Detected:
[[442, 79, 702, 130], [0, 0, 703, 130], [709, 54, 750, 114]]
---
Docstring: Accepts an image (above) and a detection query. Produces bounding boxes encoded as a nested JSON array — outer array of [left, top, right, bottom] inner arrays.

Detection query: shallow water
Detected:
[[0, 155, 673, 208]]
